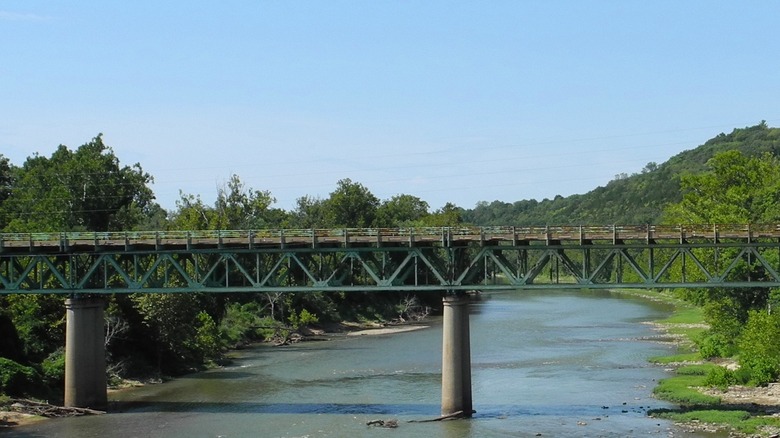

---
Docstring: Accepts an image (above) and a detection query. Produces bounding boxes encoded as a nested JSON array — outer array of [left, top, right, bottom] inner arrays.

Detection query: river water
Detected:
[[5, 290, 717, 437]]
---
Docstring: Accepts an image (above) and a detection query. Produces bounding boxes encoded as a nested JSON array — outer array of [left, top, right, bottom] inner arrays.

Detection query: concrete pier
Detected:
[[441, 294, 473, 417], [64, 297, 107, 409]]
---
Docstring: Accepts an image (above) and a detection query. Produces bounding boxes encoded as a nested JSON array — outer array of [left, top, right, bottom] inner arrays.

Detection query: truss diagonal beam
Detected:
[[4, 229, 780, 293]]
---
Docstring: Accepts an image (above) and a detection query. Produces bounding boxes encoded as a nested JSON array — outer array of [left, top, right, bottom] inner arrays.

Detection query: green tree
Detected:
[[739, 310, 780, 385], [291, 195, 326, 228], [376, 194, 430, 227], [697, 295, 745, 358], [171, 175, 283, 230], [419, 202, 463, 226], [191, 311, 222, 362], [0, 154, 15, 229], [170, 192, 216, 230], [662, 149, 780, 380], [323, 179, 379, 228], [3, 135, 155, 232], [214, 174, 276, 229], [1, 295, 65, 362], [663, 150, 780, 224], [130, 293, 220, 372], [0, 154, 13, 204]]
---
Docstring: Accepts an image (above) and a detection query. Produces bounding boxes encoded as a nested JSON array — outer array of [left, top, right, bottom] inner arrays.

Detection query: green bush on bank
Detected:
[[739, 309, 780, 386], [41, 348, 65, 388], [218, 302, 274, 347], [288, 308, 318, 330], [703, 366, 750, 390], [0, 357, 42, 397]]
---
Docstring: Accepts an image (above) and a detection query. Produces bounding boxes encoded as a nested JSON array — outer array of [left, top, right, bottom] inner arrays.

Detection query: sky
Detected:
[[2, 1, 779, 213]]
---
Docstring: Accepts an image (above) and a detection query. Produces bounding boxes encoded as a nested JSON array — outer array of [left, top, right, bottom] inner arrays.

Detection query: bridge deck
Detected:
[[2, 224, 778, 253]]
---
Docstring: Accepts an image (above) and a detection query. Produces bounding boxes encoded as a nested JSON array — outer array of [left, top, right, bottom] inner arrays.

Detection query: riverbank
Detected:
[[612, 289, 780, 437], [0, 320, 432, 429], [0, 411, 42, 428], [0, 398, 93, 428], [344, 324, 429, 337]]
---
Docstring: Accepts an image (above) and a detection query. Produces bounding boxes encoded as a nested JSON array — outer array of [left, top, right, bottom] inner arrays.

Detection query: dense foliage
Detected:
[[0, 138, 459, 400], [2, 122, 780, 400], [656, 134, 780, 386]]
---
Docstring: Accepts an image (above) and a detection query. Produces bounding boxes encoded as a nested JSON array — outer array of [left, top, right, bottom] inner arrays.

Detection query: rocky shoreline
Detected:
[[643, 318, 780, 437], [0, 399, 102, 428]]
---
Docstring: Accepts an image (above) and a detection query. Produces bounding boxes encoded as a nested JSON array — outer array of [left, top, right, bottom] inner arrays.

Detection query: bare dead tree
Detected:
[[104, 315, 129, 348], [398, 295, 429, 322], [264, 292, 284, 321]]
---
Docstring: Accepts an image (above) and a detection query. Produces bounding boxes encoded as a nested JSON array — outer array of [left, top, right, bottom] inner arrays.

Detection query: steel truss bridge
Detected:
[[2, 224, 780, 295]]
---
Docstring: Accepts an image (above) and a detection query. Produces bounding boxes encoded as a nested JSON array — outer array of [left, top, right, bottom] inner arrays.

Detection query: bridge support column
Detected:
[[441, 294, 473, 417], [64, 296, 107, 409]]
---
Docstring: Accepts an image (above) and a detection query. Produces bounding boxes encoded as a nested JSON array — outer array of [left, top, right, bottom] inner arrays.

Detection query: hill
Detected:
[[463, 122, 780, 225]]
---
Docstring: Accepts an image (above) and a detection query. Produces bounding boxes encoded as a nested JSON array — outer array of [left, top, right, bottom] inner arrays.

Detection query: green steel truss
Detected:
[[2, 225, 780, 294]]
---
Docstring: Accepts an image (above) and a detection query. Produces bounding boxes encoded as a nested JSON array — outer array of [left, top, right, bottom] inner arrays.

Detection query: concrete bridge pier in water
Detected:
[[62, 293, 475, 416], [441, 294, 474, 417], [64, 296, 107, 410], [61, 293, 475, 416]]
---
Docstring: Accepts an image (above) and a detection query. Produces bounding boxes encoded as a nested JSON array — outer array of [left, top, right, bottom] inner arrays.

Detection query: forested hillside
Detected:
[[463, 122, 780, 225]]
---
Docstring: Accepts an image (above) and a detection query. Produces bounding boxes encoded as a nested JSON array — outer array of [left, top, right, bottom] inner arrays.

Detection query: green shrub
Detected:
[[738, 310, 780, 386], [696, 332, 737, 359], [219, 302, 271, 347], [288, 308, 318, 330], [703, 366, 744, 389], [41, 348, 66, 387], [0, 357, 42, 396], [192, 311, 223, 361]]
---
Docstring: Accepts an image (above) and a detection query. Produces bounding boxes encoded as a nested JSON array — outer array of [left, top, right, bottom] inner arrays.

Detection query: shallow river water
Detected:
[[5, 290, 720, 437]]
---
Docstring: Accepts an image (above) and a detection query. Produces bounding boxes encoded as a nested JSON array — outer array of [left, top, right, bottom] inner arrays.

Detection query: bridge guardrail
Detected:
[[2, 224, 780, 250]]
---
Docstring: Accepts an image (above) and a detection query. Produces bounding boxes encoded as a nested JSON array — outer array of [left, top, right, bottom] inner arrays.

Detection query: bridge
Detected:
[[2, 224, 779, 417]]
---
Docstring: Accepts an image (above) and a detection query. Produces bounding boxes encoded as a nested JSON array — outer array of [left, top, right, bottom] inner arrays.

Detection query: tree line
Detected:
[[0, 134, 463, 400], [3, 122, 780, 400]]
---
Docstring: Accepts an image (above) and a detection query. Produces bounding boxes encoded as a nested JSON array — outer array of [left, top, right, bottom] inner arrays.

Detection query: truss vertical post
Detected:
[[414, 253, 418, 285], [649, 247, 655, 281], [583, 247, 591, 280]]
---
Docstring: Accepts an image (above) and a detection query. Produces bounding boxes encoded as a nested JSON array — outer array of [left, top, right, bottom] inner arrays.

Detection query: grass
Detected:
[[651, 409, 780, 435], [649, 352, 700, 364], [659, 306, 704, 325], [674, 364, 717, 376], [652, 371, 721, 405]]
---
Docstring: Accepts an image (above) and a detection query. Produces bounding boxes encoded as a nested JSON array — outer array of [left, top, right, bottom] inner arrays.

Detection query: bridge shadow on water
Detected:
[[109, 400, 440, 416]]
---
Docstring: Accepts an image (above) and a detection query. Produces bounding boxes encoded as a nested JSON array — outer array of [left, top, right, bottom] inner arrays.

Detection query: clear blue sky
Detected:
[[2, 1, 779, 212]]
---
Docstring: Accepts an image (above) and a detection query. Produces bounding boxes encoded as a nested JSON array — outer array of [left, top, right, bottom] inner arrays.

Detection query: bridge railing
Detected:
[[2, 224, 780, 250]]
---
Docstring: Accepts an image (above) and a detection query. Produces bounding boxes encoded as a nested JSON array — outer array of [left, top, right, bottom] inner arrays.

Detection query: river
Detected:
[[4, 290, 718, 437]]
